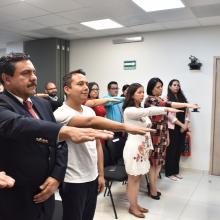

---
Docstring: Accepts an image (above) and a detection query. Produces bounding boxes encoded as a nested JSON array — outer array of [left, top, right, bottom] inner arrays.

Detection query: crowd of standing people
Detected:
[[0, 52, 199, 220]]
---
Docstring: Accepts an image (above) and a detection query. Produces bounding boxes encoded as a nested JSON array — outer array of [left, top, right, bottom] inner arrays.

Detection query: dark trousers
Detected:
[[59, 178, 98, 220], [0, 186, 55, 220], [113, 131, 127, 139], [165, 128, 186, 177]]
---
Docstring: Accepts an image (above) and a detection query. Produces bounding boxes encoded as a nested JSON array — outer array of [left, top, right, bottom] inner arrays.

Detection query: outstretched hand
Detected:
[[187, 103, 200, 109], [125, 124, 156, 135], [59, 126, 114, 143], [0, 171, 15, 188]]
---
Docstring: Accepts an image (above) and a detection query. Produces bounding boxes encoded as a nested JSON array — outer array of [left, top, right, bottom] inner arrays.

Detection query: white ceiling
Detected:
[[1, 0, 220, 48]]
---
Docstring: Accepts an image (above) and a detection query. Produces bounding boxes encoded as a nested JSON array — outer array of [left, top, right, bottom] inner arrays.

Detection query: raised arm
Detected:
[[171, 102, 199, 109], [58, 126, 114, 143], [84, 98, 121, 107], [66, 115, 153, 135], [0, 99, 113, 145], [124, 106, 183, 120], [0, 102, 62, 143], [103, 96, 125, 106], [145, 97, 199, 110], [124, 106, 166, 120]]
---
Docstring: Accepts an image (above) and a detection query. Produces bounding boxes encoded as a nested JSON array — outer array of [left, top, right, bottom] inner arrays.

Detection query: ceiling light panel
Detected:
[[81, 19, 123, 30], [132, 0, 185, 12]]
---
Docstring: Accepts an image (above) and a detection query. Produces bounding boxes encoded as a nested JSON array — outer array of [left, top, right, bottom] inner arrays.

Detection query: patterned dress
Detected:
[[144, 96, 172, 166], [123, 106, 166, 175]]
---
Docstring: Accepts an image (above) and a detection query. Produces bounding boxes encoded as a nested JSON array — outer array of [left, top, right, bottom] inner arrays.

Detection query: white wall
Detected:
[[70, 26, 220, 171]]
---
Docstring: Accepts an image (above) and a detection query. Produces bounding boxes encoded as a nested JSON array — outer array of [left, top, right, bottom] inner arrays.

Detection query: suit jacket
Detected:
[[0, 91, 68, 220], [44, 96, 63, 112]]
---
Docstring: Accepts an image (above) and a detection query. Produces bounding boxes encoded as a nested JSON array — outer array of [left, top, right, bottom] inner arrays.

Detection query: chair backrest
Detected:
[[105, 136, 126, 165], [102, 142, 112, 167]]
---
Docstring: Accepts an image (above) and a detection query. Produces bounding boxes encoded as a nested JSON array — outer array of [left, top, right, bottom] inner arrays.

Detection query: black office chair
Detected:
[[102, 137, 128, 219], [104, 135, 127, 187]]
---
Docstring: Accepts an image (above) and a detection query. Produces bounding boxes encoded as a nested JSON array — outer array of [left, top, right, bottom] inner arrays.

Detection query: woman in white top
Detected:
[[123, 83, 182, 218]]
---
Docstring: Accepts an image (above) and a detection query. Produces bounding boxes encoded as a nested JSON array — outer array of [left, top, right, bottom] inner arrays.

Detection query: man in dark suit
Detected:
[[0, 53, 114, 220]]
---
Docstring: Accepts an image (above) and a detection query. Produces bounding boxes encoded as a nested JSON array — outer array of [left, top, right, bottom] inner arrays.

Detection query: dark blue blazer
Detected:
[[43, 96, 63, 111], [0, 91, 68, 220]]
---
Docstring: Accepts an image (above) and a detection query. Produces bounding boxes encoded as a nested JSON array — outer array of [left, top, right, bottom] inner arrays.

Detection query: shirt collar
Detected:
[[7, 90, 32, 104]]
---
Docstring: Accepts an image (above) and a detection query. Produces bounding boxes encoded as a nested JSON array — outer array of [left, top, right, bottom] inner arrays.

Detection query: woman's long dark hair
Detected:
[[122, 83, 143, 111], [147, 77, 163, 95], [88, 82, 99, 98], [167, 79, 187, 102], [121, 84, 130, 97]]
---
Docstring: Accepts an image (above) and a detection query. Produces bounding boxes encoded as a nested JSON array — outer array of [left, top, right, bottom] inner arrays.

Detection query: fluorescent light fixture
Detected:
[[81, 19, 123, 30], [132, 0, 185, 12], [112, 36, 144, 44]]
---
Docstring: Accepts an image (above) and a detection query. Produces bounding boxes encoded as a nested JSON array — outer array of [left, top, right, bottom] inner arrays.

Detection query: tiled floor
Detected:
[[93, 170, 220, 220]]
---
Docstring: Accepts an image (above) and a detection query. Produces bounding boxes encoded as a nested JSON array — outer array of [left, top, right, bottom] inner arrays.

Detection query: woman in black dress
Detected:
[[165, 79, 190, 180]]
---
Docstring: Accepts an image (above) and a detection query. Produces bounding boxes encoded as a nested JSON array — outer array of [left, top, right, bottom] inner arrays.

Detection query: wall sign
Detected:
[[124, 60, 136, 70]]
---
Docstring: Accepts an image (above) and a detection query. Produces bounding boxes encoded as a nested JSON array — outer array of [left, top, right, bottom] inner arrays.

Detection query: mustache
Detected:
[[27, 81, 37, 88]]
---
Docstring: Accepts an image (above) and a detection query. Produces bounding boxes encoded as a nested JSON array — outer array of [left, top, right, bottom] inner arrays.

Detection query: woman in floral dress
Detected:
[[123, 83, 181, 218], [145, 78, 198, 200]]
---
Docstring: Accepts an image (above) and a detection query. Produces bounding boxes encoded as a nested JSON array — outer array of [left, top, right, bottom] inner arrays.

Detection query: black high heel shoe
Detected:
[[147, 187, 161, 197], [150, 193, 160, 200], [147, 183, 161, 199], [148, 190, 161, 200]]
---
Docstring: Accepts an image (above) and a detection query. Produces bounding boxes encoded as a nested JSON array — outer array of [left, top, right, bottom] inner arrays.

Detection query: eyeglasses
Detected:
[[110, 87, 119, 90], [91, 88, 99, 91]]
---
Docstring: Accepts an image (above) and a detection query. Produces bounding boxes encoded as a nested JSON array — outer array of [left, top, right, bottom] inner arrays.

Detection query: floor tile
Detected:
[[54, 170, 220, 220], [180, 201, 220, 220]]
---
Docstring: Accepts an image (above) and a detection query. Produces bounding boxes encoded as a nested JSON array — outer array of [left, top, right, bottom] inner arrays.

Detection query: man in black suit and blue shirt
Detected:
[[0, 53, 114, 220], [44, 81, 62, 111]]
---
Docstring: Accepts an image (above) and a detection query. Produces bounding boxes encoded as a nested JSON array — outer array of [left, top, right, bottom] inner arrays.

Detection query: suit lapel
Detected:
[[3, 91, 47, 120], [3, 91, 31, 117], [4, 90, 25, 108], [31, 98, 45, 120]]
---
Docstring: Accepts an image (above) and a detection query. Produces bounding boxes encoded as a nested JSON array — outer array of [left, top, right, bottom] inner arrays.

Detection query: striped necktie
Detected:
[[23, 100, 38, 119]]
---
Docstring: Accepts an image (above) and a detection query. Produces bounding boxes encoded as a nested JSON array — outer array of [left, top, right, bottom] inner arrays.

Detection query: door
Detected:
[[211, 57, 220, 175]]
